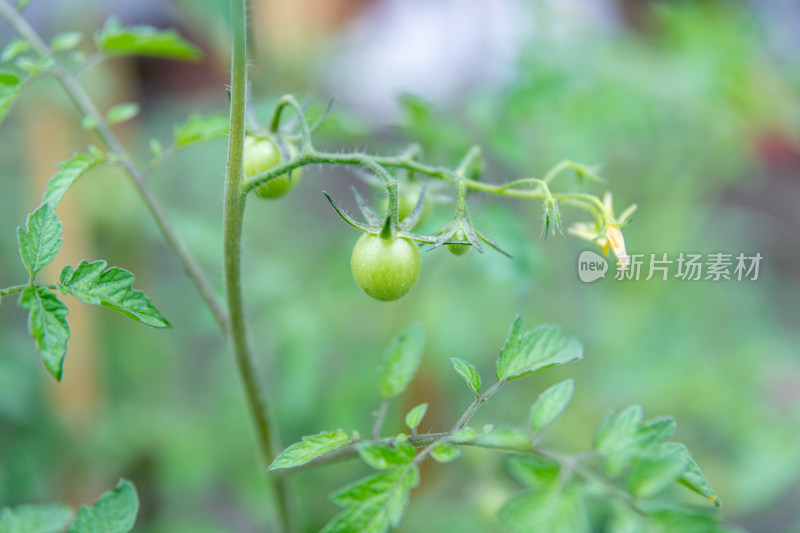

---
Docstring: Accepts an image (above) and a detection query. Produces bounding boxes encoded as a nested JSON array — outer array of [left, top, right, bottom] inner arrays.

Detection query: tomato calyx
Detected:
[[427, 213, 511, 258], [324, 184, 511, 258], [323, 188, 434, 245]]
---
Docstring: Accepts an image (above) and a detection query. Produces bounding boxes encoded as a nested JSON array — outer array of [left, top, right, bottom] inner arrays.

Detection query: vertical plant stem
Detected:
[[224, 0, 291, 531]]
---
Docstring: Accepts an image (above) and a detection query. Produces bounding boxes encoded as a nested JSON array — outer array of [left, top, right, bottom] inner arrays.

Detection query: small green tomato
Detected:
[[244, 136, 300, 199], [447, 228, 471, 257], [350, 233, 421, 301]]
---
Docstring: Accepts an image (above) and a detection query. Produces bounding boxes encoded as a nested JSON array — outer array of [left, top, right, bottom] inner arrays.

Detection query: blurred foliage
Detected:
[[1, 1, 799, 533]]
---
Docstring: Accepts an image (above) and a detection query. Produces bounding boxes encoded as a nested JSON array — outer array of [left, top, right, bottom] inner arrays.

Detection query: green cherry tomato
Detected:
[[350, 233, 421, 301], [447, 228, 471, 257], [244, 136, 300, 199]]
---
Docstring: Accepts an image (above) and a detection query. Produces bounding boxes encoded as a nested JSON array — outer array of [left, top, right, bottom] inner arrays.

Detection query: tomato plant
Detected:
[[0, 1, 746, 532]]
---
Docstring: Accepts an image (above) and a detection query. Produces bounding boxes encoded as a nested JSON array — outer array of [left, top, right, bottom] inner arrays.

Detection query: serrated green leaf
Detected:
[[506, 455, 561, 489], [322, 465, 419, 533], [95, 18, 202, 61], [269, 429, 352, 471], [594, 406, 649, 477], [478, 428, 531, 451], [498, 487, 589, 533], [41, 152, 106, 208], [496, 316, 583, 381], [404, 403, 427, 431], [593, 405, 643, 455], [173, 113, 229, 147], [0, 504, 73, 533], [530, 379, 574, 434], [430, 444, 461, 463], [607, 503, 656, 533], [451, 357, 481, 396], [450, 427, 478, 443], [2, 39, 31, 62], [58, 260, 169, 328], [356, 442, 415, 470], [17, 285, 70, 381], [674, 443, 721, 507], [637, 416, 677, 448], [51, 32, 82, 52], [105, 102, 139, 125], [650, 508, 724, 533], [68, 480, 138, 533], [17, 203, 62, 278], [0, 70, 24, 126], [628, 442, 689, 499], [379, 323, 424, 400]]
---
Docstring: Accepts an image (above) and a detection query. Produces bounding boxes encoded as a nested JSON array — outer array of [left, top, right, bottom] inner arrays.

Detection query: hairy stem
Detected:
[[0, 284, 28, 297], [0, 0, 228, 335], [242, 149, 610, 220], [223, 1, 291, 531]]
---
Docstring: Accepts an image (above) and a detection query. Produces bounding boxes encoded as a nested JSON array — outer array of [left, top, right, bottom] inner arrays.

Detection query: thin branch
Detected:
[[0, 0, 229, 335], [0, 284, 29, 297], [70, 51, 104, 77]]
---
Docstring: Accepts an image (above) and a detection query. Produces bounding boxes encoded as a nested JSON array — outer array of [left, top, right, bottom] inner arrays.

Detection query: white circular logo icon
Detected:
[[577, 251, 608, 283]]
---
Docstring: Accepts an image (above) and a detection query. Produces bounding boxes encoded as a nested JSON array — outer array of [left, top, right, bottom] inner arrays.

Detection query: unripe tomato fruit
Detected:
[[351, 233, 421, 301], [244, 136, 300, 199], [447, 228, 471, 256]]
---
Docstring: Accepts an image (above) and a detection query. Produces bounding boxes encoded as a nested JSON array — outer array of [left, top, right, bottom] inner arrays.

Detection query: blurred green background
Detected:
[[1, 0, 799, 532]]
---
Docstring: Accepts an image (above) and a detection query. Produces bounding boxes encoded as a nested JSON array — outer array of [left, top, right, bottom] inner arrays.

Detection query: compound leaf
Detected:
[[404, 404, 427, 431], [430, 444, 461, 463], [68, 480, 138, 533], [379, 323, 424, 400], [530, 379, 574, 434], [322, 465, 419, 533], [18, 285, 70, 381], [451, 357, 481, 396], [628, 442, 689, 499], [42, 152, 106, 208], [173, 113, 229, 147], [17, 202, 62, 279], [496, 316, 583, 381], [356, 442, 415, 470], [95, 18, 202, 61], [675, 443, 721, 507], [498, 487, 589, 533], [269, 430, 352, 471], [0, 504, 73, 533], [58, 260, 170, 328], [506, 455, 561, 489]]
